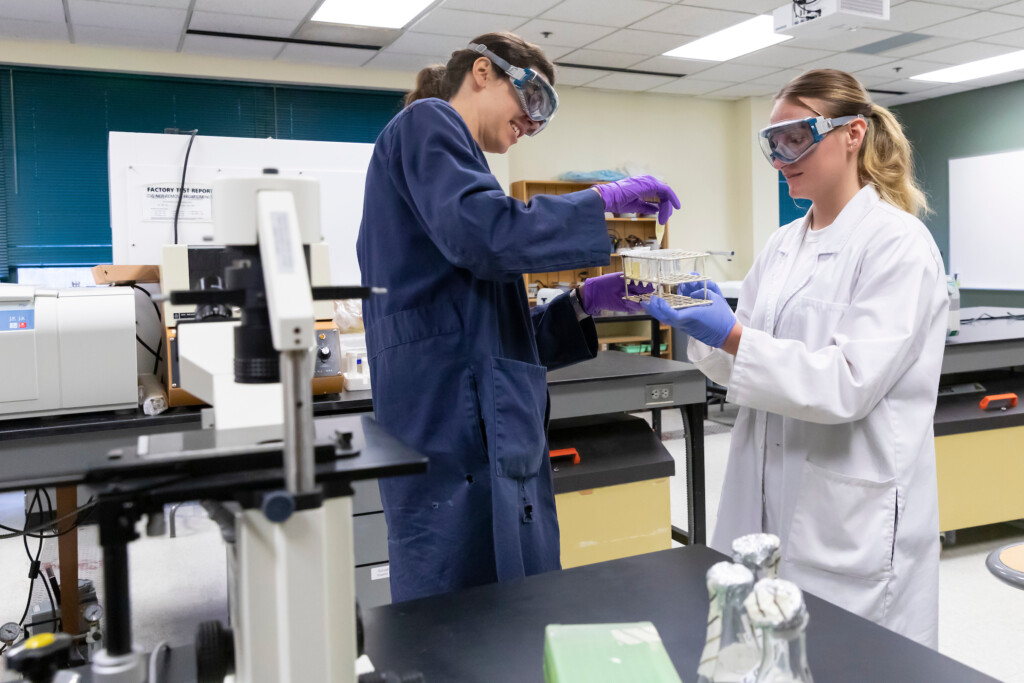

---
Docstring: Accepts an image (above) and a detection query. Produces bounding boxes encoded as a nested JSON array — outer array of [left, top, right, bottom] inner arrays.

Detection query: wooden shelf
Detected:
[[599, 335, 654, 344], [607, 217, 657, 223]]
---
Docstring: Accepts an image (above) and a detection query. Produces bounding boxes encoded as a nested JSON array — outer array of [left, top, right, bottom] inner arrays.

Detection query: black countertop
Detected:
[[547, 350, 699, 385], [362, 545, 997, 683], [934, 375, 1024, 437], [548, 414, 675, 494]]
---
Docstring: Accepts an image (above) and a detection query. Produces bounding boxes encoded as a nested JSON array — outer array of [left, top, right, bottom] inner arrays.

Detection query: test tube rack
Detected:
[[621, 249, 714, 309]]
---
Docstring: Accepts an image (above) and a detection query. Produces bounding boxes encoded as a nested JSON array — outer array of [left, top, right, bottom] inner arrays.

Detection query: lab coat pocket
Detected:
[[787, 296, 849, 351], [786, 462, 897, 582], [489, 356, 548, 479]]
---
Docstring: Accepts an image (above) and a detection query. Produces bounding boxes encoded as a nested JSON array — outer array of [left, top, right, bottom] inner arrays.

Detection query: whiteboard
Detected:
[[949, 148, 1024, 291], [108, 132, 374, 286]]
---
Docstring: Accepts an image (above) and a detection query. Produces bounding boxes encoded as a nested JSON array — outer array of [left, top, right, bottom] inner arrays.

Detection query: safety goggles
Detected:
[[758, 115, 864, 165], [468, 42, 558, 135]]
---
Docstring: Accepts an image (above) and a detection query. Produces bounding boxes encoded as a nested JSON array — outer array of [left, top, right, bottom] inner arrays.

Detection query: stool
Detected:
[[986, 542, 1024, 590]]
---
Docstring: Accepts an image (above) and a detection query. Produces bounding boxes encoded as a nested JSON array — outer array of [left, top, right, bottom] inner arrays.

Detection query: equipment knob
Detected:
[[4, 632, 73, 683], [317, 346, 331, 360]]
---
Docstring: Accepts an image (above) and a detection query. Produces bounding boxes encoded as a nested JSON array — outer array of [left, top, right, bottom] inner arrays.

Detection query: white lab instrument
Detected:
[[0, 285, 137, 420], [688, 185, 946, 647], [170, 172, 362, 683]]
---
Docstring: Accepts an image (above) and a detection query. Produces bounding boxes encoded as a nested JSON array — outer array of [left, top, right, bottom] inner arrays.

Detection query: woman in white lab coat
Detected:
[[645, 69, 948, 647]]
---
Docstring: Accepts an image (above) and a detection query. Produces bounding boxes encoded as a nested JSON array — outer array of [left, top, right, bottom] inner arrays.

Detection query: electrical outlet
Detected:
[[646, 383, 674, 406]]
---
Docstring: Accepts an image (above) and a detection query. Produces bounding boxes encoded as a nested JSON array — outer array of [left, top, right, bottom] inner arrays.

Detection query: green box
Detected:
[[543, 622, 684, 683]]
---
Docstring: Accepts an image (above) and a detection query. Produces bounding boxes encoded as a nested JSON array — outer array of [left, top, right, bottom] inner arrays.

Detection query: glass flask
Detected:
[[697, 562, 759, 683], [744, 579, 813, 683], [732, 533, 781, 580]]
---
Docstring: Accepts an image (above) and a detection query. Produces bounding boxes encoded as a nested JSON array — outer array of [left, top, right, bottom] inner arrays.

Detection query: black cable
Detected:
[[154, 335, 163, 375], [0, 499, 97, 540], [960, 311, 1024, 325], [17, 491, 43, 630], [173, 129, 199, 245], [136, 335, 163, 362], [130, 283, 162, 322]]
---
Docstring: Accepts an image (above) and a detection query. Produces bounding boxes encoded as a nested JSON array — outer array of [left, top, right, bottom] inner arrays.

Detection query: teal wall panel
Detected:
[[0, 67, 403, 278], [894, 79, 1024, 308]]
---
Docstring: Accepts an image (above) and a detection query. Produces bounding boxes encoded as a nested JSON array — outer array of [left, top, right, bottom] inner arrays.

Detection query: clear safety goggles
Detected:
[[758, 115, 864, 165], [468, 42, 558, 135]]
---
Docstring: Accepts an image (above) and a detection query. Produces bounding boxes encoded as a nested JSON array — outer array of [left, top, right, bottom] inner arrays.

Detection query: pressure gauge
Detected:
[[0, 621, 20, 645], [83, 604, 104, 624]]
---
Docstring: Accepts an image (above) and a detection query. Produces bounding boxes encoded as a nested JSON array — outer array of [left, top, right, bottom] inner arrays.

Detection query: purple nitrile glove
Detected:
[[582, 273, 654, 315], [642, 289, 737, 348], [596, 175, 681, 225], [677, 275, 723, 299]]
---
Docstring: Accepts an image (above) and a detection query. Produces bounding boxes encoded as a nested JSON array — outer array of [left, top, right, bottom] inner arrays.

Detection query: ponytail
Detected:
[[405, 65, 447, 107], [775, 69, 929, 218], [860, 103, 929, 217], [404, 31, 555, 108]]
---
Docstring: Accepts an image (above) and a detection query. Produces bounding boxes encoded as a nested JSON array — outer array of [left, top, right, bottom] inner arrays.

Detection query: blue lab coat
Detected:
[[356, 98, 611, 602]]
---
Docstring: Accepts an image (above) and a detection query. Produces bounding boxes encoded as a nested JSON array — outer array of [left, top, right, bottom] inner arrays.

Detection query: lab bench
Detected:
[[935, 307, 1024, 538], [360, 545, 999, 683], [0, 351, 709, 611]]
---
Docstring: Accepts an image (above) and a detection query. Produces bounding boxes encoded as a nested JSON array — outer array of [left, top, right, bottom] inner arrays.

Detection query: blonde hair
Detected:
[[775, 69, 929, 217]]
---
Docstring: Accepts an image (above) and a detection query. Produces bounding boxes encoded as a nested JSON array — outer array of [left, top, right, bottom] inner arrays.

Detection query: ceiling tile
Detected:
[[559, 48, 649, 69], [787, 28, 904, 51], [276, 44, 378, 66], [554, 66, 612, 86], [993, 1, 1024, 16], [983, 25, 1024, 47], [856, 58, 951, 81], [704, 82, 777, 98], [0, 0, 66, 22], [749, 68, 809, 89], [524, 42, 576, 60], [514, 18, 616, 48], [181, 32, 284, 58], [585, 72, 679, 91], [585, 29, 698, 56], [860, 1, 974, 32], [688, 62, 780, 83], [649, 77, 737, 95], [364, 51, 448, 71], [915, 0, 1011, 7], [189, 11, 301, 38], [681, 0, 779, 13], [74, 24, 181, 49], [629, 5, 753, 35], [192, 0, 315, 21], [541, 0, 667, 28], [919, 10, 1024, 39], [628, 55, 718, 76], [410, 8, 528, 36], [808, 52, 897, 72], [385, 31, 472, 56], [440, 0, 560, 18], [68, 0, 186, 30], [916, 40, 1018, 63], [874, 77, 948, 93], [296, 23, 399, 47], [873, 34, 959, 58], [732, 45, 836, 69], [0, 18, 68, 41]]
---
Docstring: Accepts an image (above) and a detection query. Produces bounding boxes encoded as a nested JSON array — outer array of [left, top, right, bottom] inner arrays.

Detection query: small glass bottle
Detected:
[[697, 562, 759, 683], [732, 533, 781, 580], [744, 579, 813, 683]]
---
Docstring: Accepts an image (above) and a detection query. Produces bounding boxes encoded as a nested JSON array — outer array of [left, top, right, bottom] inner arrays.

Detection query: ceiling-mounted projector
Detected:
[[774, 0, 890, 36]]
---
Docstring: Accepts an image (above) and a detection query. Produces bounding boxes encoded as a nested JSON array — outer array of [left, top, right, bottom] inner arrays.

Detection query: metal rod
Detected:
[[281, 348, 315, 495], [101, 543, 132, 655]]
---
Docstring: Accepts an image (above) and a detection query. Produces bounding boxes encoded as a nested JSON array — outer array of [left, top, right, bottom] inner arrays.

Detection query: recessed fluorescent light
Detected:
[[312, 0, 434, 30], [663, 15, 792, 62], [911, 50, 1024, 83]]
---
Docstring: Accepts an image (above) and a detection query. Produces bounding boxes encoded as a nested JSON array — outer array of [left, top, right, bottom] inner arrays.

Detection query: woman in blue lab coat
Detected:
[[356, 32, 680, 602]]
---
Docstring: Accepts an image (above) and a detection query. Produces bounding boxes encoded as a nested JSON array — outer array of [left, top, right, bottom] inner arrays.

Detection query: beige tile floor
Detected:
[[1, 407, 1022, 682]]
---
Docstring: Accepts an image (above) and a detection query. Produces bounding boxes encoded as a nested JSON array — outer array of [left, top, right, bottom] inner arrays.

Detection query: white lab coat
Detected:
[[689, 185, 948, 648]]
